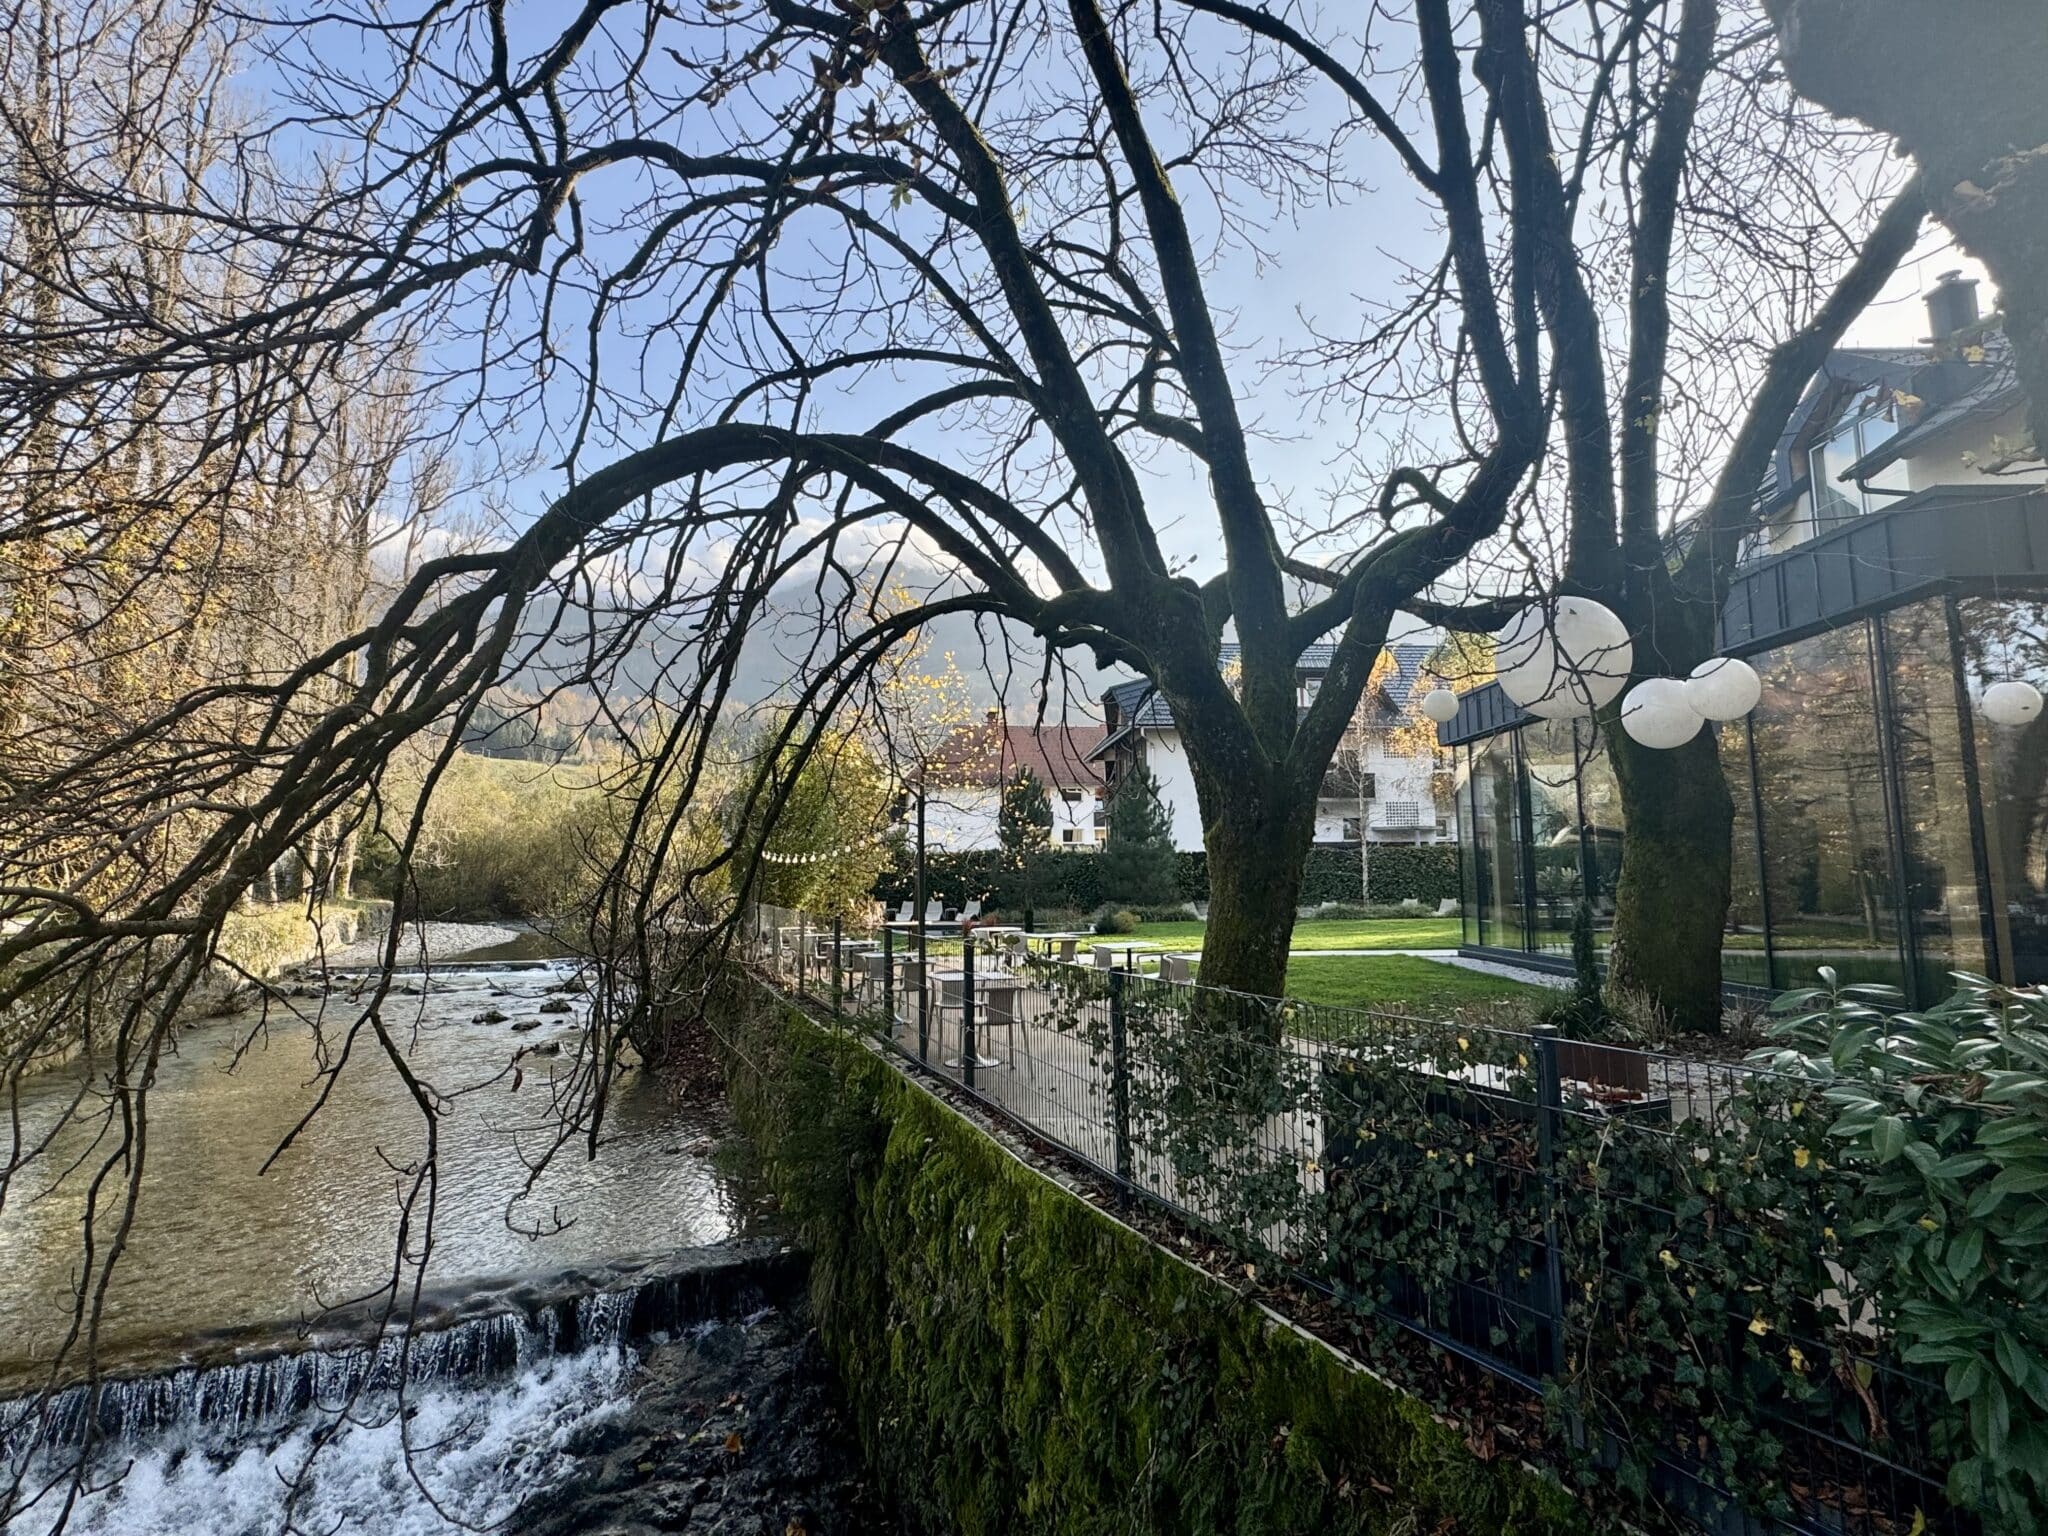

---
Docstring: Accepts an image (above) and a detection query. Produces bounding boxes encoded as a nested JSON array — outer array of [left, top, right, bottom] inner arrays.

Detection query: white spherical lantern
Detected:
[[1420, 687, 1461, 724], [1494, 598, 1633, 720], [1981, 680, 2044, 728], [1619, 677, 1704, 749], [1683, 656, 1761, 721]]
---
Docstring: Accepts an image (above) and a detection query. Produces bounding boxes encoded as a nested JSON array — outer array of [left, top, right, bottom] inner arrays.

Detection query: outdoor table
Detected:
[[932, 968, 1023, 1069], [1092, 940, 1162, 971]]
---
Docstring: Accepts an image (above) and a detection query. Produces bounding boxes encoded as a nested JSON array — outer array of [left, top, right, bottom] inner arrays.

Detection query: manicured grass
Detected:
[[1127, 916, 1462, 952], [1268, 954, 1550, 1017]]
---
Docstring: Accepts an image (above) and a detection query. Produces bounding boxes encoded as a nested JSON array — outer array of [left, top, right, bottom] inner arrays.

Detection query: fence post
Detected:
[[916, 914, 930, 1063], [831, 916, 842, 1020], [1531, 1023, 1569, 1380], [962, 935, 978, 1090], [797, 912, 808, 998], [882, 923, 895, 1032], [1109, 968, 1132, 1180]]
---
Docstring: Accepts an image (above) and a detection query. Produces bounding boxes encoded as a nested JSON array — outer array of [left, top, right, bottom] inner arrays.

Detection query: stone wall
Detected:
[[714, 979, 1580, 1536]]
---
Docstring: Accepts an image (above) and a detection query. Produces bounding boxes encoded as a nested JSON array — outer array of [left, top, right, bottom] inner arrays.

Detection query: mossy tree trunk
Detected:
[[1603, 722, 1735, 1034], [1195, 791, 1318, 1005]]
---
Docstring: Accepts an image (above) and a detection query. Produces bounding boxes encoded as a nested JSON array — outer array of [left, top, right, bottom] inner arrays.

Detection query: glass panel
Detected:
[[1810, 428, 1861, 530], [1576, 725, 1625, 964], [1719, 721, 1772, 989], [1469, 734, 1526, 951], [1882, 601, 1991, 1002], [1521, 717, 1583, 957], [1458, 746, 1481, 947], [1956, 597, 2048, 984], [1750, 624, 1904, 991], [1856, 410, 1912, 505]]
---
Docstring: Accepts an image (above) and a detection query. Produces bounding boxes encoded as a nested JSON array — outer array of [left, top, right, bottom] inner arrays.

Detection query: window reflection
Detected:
[[1522, 718, 1583, 956], [1469, 734, 1525, 952], [1720, 722, 1771, 989], [1749, 625, 1904, 991], [1883, 601, 1992, 999], [1957, 597, 2048, 984]]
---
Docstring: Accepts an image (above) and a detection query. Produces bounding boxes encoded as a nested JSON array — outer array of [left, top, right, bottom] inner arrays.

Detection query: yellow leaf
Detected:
[[1793, 1147, 1811, 1170], [1749, 1315, 1771, 1337]]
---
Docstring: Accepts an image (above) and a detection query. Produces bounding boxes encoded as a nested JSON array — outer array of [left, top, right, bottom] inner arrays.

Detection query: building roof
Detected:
[[1846, 349, 2025, 479], [924, 718, 1106, 791], [1093, 640, 1438, 757]]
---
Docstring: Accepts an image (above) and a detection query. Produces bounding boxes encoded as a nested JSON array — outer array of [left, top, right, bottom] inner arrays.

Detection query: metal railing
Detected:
[[739, 904, 1967, 1536]]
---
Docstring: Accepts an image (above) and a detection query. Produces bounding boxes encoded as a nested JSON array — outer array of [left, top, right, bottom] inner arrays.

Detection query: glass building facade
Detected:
[[1449, 594, 2048, 1004]]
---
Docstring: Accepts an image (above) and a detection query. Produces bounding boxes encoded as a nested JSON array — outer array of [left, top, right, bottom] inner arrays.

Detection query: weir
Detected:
[[6, 1240, 804, 1457]]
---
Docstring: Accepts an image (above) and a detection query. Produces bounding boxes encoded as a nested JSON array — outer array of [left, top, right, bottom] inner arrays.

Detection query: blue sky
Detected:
[[240, 3, 1983, 716]]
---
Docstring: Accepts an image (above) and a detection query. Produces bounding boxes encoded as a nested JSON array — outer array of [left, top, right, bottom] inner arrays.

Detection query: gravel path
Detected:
[[308, 919, 523, 970]]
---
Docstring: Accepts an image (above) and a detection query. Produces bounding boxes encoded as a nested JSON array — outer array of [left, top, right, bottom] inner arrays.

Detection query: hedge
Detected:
[[713, 980, 1581, 1536], [875, 843, 1461, 912]]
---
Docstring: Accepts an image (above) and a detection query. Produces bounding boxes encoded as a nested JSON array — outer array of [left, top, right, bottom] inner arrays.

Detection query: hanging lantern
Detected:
[[1619, 677, 1704, 749], [1495, 597, 1633, 720], [1420, 687, 1461, 724], [1981, 680, 2044, 727], [1683, 656, 1762, 721]]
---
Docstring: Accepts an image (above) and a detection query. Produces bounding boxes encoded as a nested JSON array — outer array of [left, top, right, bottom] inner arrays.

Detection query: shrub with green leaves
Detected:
[[1756, 970, 2048, 1532]]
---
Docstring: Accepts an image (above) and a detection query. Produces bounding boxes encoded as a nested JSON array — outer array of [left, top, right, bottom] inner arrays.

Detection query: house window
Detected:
[[1061, 827, 1078, 844], [1808, 394, 1909, 530], [1060, 789, 1083, 804]]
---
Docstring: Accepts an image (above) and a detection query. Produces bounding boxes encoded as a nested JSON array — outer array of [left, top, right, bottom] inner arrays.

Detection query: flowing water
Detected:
[[0, 953, 780, 1535]]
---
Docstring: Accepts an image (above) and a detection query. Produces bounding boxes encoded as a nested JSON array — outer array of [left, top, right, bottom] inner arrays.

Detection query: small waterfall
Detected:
[[7, 1242, 805, 1457]]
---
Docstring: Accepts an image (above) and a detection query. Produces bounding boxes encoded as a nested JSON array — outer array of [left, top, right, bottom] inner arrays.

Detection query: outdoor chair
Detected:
[[1161, 954, 1193, 984], [960, 898, 983, 921], [1436, 897, 1460, 917], [893, 900, 915, 923], [923, 899, 946, 924]]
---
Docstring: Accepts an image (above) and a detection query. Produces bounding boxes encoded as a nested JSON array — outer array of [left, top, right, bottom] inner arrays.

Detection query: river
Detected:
[[0, 951, 848, 1536]]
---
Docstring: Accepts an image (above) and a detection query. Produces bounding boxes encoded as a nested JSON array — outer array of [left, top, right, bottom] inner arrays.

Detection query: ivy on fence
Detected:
[[753, 914, 2044, 1535]]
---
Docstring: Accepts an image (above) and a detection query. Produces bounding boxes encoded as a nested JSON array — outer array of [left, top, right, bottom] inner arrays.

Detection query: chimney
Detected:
[[1923, 270, 1981, 348]]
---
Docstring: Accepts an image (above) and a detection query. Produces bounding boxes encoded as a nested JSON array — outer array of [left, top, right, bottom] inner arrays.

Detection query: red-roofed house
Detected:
[[916, 712, 1108, 851]]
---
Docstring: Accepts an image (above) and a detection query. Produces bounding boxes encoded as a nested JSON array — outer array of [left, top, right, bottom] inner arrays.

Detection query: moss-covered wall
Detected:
[[715, 980, 1583, 1536]]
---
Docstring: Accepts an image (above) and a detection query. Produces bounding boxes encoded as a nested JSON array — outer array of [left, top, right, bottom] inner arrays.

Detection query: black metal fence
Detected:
[[743, 906, 1965, 1536]]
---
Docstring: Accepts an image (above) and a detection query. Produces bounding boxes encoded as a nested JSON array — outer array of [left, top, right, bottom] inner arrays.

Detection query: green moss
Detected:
[[716, 980, 1585, 1535]]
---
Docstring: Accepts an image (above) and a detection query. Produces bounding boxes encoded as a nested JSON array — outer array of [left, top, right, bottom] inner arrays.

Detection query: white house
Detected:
[[1090, 643, 1458, 853], [915, 715, 1107, 852], [1745, 273, 2043, 563]]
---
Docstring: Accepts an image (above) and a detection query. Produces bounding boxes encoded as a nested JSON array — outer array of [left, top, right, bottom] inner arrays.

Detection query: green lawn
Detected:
[[1127, 916, 1461, 952], [1267, 954, 1551, 1018]]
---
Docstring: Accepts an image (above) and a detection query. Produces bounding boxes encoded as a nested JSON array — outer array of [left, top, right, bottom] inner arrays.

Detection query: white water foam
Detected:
[[7, 1342, 634, 1536]]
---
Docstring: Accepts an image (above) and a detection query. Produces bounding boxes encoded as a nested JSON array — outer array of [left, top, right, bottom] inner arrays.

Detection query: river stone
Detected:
[[473, 1007, 510, 1024], [511, 1019, 543, 1033], [539, 998, 574, 1014]]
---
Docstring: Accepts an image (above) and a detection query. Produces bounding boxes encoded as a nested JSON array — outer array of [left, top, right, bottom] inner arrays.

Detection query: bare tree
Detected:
[[1242, 0, 1924, 1028]]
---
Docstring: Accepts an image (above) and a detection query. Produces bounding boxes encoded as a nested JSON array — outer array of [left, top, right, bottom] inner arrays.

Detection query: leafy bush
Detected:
[[373, 751, 604, 919], [1129, 902, 1196, 922], [1093, 906, 1140, 935], [1756, 971, 2048, 1530]]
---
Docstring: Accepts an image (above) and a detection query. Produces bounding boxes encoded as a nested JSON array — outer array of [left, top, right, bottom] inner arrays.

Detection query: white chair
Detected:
[[960, 898, 983, 921], [1161, 953, 1193, 984], [894, 900, 915, 923], [1436, 897, 1460, 917], [923, 899, 947, 924]]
